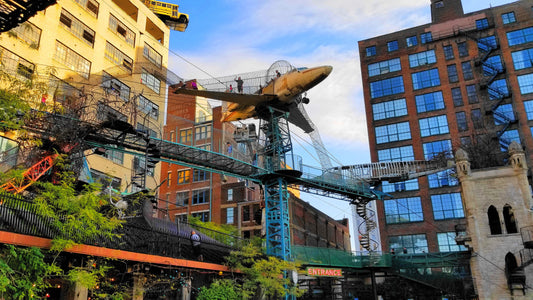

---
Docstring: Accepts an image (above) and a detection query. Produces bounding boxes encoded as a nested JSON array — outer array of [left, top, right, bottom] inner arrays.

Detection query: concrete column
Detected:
[[181, 278, 192, 300], [65, 282, 88, 300], [132, 273, 145, 300]]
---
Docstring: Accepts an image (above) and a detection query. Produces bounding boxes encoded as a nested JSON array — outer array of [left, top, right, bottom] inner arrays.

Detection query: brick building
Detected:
[[358, 0, 533, 254]]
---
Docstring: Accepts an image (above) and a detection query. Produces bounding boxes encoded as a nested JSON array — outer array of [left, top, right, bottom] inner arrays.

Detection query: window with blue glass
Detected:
[[366, 46, 376, 57], [193, 169, 210, 182], [466, 84, 478, 103], [412, 68, 440, 90], [382, 179, 419, 193], [451, 87, 463, 106], [419, 115, 449, 137], [368, 58, 401, 77], [500, 129, 520, 150], [462, 61, 474, 80], [523, 100, 533, 119], [389, 234, 428, 254], [384, 197, 423, 224], [409, 50, 436, 68], [518, 73, 533, 94], [458, 42, 468, 57], [415, 91, 444, 113], [375, 122, 411, 144], [512, 48, 533, 70], [423, 139, 452, 159], [507, 27, 533, 46], [483, 55, 504, 75], [488, 78, 509, 100], [471, 109, 483, 129], [378, 145, 414, 162], [447, 64, 458, 83], [372, 98, 407, 120], [456, 111, 468, 131], [428, 170, 458, 188], [387, 40, 399, 52], [493, 103, 515, 125], [476, 18, 489, 30], [370, 76, 404, 98], [443, 45, 454, 60], [421, 32, 432, 44], [432, 193, 464, 220], [502, 12, 516, 24], [478, 36, 497, 52], [192, 188, 210, 205], [406, 36, 417, 47], [438, 232, 468, 252]]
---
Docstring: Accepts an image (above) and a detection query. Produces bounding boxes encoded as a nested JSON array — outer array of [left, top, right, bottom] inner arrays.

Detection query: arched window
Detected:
[[505, 252, 518, 276], [503, 204, 518, 234], [488, 205, 502, 235]]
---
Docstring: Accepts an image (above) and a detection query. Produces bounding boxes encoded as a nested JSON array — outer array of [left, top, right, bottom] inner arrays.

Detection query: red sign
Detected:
[[306, 267, 343, 277]]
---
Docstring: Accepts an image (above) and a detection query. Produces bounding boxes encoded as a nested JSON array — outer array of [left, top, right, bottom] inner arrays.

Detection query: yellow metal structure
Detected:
[[143, 0, 189, 32]]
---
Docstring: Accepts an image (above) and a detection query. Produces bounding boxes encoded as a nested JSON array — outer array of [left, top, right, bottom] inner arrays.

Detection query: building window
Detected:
[[197, 144, 211, 151], [143, 42, 162, 68], [466, 85, 478, 103], [73, 0, 99, 17], [243, 206, 251, 221], [54, 41, 90, 78], [489, 79, 509, 100], [493, 104, 515, 125], [177, 169, 190, 184], [461, 61, 473, 80], [192, 169, 210, 182], [138, 95, 159, 119], [9, 21, 41, 48], [434, 1, 444, 8], [488, 205, 502, 235], [456, 111, 468, 131], [484, 55, 504, 75], [523, 100, 533, 119], [508, 27, 533, 46], [419, 115, 449, 137], [457, 42, 468, 57], [375, 122, 411, 144], [432, 193, 464, 220], [192, 211, 209, 222], [415, 91, 444, 113], [382, 179, 419, 193], [0, 46, 35, 79], [366, 46, 376, 57], [104, 42, 133, 73], [517, 73, 533, 94], [137, 123, 158, 138], [194, 124, 212, 141], [502, 12, 516, 24], [59, 9, 95, 47], [409, 50, 437, 68], [384, 197, 423, 224], [443, 45, 454, 60], [437, 232, 467, 252], [428, 170, 458, 188], [99, 144, 124, 164], [476, 18, 489, 30], [406, 36, 417, 47], [109, 14, 135, 47], [141, 69, 161, 94], [96, 102, 127, 122], [389, 234, 428, 254], [226, 207, 234, 224], [500, 129, 520, 150], [420, 32, 432, 44], [451, 87, 463, 106], [192, 189, 210, 205], [102, 72, 130, 101], [447, 64, 458, 83], [423, 139, 452, 159], [176, 191, 189, 206], [180, 128, 192, 144], [227, 189, 233, 201], [372, 98, 407, 120], [378, 145, 414, 162], [478, 36, 497, 52], [503, 205, 518, 234], [90, 169, 121, 190], [369, 76, 404, 98], [412, 68, 440, 90], [512, 48, 533, 70], [387, 40, 399, 52], [471, 109, 483, 129], [368, 58, 401, 77]]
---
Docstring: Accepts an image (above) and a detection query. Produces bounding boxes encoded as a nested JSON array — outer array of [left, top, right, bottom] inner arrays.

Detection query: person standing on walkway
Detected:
[[190, 230, 203, 261], [234, 77, 244, 93]]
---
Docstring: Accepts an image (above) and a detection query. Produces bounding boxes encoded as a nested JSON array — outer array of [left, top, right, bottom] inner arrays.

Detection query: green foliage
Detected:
[[0, 89, 31, 131], [189, 215, 238, 236], [196, 279, 241, 300]]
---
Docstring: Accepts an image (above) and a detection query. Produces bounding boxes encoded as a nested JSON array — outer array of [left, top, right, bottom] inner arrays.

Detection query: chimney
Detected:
[[431, 0, 464, 23]]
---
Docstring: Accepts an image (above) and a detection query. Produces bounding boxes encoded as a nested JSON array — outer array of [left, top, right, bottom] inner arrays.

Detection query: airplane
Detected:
[[172, 65, 333, 133]]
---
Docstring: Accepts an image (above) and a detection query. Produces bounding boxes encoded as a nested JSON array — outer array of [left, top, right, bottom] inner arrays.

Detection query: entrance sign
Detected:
[[306, 267, 343, 277]]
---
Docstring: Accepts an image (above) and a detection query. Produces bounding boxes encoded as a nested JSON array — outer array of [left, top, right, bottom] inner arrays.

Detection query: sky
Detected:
[[165, 0, 516, 245]]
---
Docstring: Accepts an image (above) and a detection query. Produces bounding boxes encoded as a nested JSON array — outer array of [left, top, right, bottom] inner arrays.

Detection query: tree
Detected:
[[196, 279, 241, 300]]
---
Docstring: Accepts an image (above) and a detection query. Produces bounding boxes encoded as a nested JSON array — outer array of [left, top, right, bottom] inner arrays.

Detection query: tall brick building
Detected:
[[358, 0, 533, 255]]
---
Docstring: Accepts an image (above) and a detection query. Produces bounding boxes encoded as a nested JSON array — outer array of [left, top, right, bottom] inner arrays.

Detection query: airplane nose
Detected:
[[323, 65, 333, 76]]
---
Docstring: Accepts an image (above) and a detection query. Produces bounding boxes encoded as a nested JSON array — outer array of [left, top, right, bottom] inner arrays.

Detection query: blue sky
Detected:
[[166, 0, 515, 243]]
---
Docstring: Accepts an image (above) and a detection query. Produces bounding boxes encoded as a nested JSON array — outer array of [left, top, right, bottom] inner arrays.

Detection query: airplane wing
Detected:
[[174, 88, 277, 106], [288, 104, 314, 133]]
